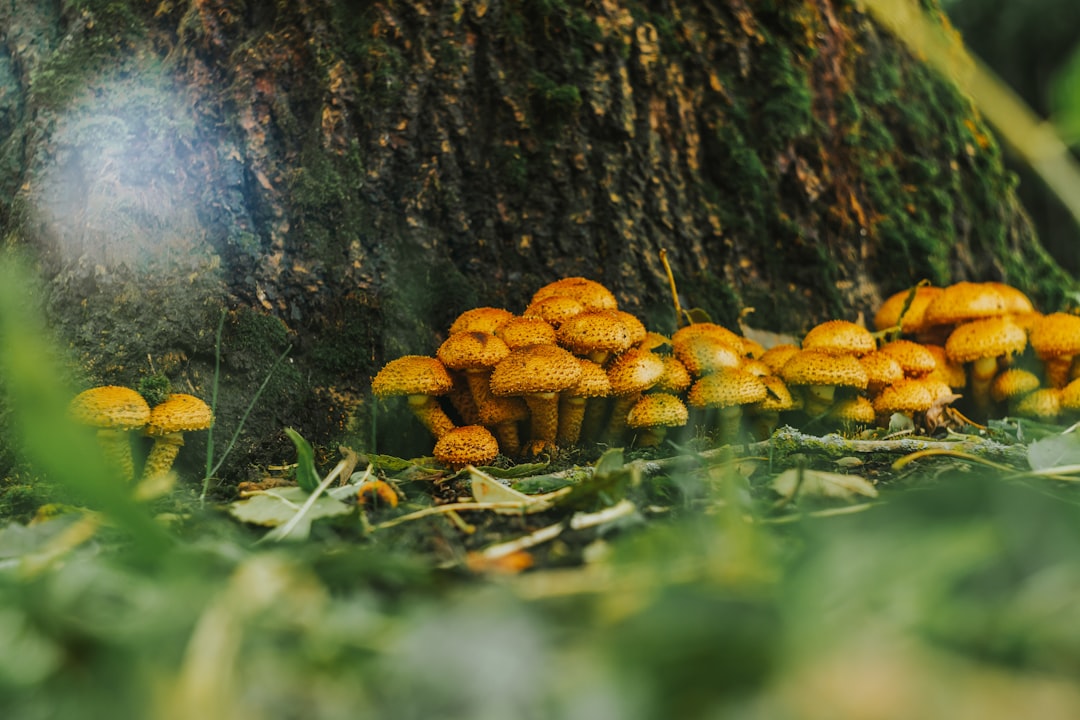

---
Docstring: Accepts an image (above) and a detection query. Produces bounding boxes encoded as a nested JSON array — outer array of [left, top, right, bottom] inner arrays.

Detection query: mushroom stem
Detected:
[[523, 392, 560, 455], [803, 385, 836, 416], [491, 421, 522, 458], [747, 410, 780, 442], [463, 369, 495, 410], [556, 395, 587, 446], [406, 394, 457, 439], [604, 393, 642, 444], [97, 429, 137, 482], [634, 426, 667, 448], [143, 432, 185, 480], [1044, 356, 1074, 389], [967, 356, 999, 419], [716, 406, 744, 446], [579, 398, 610, 443]]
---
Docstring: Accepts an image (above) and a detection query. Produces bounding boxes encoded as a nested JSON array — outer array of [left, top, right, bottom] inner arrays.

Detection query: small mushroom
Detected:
[[801, 320, 876, 357], [1029, 313, 1080, 388], [142, 394, 214, 481], [780, 350, 868, 416], [604, 348, 666, 442], [530, 277, 618, 312], [945, 316, 1027, 419], [371, 355, 457, 439], [437, 331, 510, 410], [433, 425, 500, 470], [556, 310, 634, 365], [69, 385, 151, 482], [557, 358, 611, 446], [687, 367, 768, 445], [626, 393, 688, 447], [489, 344, 583, 455]]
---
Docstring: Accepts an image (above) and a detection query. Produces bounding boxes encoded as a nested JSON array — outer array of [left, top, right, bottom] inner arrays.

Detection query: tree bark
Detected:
[[0, 0, 1071, 475]]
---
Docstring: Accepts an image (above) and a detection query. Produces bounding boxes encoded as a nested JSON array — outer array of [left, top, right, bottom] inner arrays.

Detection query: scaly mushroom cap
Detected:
[[566, 358, 612, 398], [759, 344, 800, 375], [1061, 378, 1080, 412], [673, 334, 743, 377], [991, 368, 1041, 403], [755, 375, 795, 412], [489, 344, 583, 396], [556, 311, 634, 358], [872, 380, 934, 416], [985, 282, 1036, 315], [522, 296, 585, 328], [671, 322, 744, 353], [372, 356, 454, 398], [146, 394, 214, 436], [688, 368, 769, 409], [828, 396, 876, 425], [945, 317, 1027, 364], [496, 317, 558, 350], [1029, 313, 1080, 360], [433, 425, 500, 469], [69, 386, 151, 430], [614, 311, 648, 345], [627, 393, 689, 429], [878, 340, 938, 378], [607, 348, 666, 396], [653, 355, 693, 394], [740, 359, 772, 377], [530, 277, 618, 312], [801, 320, 876, 357], [780, 350, 869, 391], [437, 332, 511, 372], [924, 345, 968, 389], [448, 307, 515, 335], [874, 286, 942, 333], [638, 331, 673, 354], [1015, 388, 1062, 421], [923, 281, 1009, 327], [859, 352, 905, 393]]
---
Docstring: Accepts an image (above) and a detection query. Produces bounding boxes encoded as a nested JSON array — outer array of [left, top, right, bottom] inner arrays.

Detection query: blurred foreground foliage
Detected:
[[5, 256, 1080, 717]]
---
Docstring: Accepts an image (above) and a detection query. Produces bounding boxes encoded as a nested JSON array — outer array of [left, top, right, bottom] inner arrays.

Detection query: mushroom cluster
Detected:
[[372, 277, 1080, 467]]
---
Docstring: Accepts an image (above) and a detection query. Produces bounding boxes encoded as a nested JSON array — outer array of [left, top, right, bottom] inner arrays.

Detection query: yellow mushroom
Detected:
[[69, 385, 151, 482], [142, 393, 214, 481]]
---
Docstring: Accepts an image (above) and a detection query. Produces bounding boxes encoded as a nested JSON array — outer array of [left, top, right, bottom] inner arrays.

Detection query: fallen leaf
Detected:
[[771, 468, 879, 501]]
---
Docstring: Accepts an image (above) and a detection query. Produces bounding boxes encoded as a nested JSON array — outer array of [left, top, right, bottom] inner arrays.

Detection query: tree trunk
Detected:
[[0, 0, 1070, 476]]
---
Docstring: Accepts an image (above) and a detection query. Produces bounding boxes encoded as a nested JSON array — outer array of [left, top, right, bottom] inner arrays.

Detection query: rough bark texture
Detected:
[[0, 0, 1072, 477]]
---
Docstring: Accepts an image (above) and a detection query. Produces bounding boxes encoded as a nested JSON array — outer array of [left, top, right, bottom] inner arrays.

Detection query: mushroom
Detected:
[[800, 320, 876, 357], [371, 355, 457, 439], [872, 380, 933, 428], [878, 340, 938, 378], [747, 375, 795, 440], [433, 425, 500, 470], [68, 385, 151, 482], [556, 358, 611, 446], [142, 393, 214, 481], [556, 310, 634, 365], [671, 332, 744, 378], [436, 331, 511, 410], [759, 344, 800, 375], [990, 368, 1041, 415], [944, 316, 1027, 419], [522, 296, 585, 329], [496, 317, 558, 350], [923, 344, 968, 391], [448, 307, 516, 335], [858, 351, 905, 395], [923, 281, 1010, 328], [780, 350, 869, 416], [626, 393, 688, 447], [652, 355, 692, 395], [1029, 312, 1080, 388], [827, 396, 876, 431], [687, 367, 768, 445], [874, 285, 943, 339], [530, 277, 618, 312], [1015, 388, 1062, 423], [477, 396, 529, 458], [604, 348, 666, 442], [489, 344, 583, 455]]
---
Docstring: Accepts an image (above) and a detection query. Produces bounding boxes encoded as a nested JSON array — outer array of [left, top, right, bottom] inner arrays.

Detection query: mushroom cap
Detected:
[[372, 356, 454, 398], [878, 340, 938, 377], [874, 286, 943, 333], [607, 348, 666, 396], [489, 344, 583, 396], [923, 345, 968, 389], [449, 307, 516, 335], [945, 317, 1027, 364], [1015, 388, 1062, 420], [556, 311, 634, 357], [1029, 312, 1080, 359], [566, 358, 612, 398], [916, 378, 960, 406], [478, 396, 530, 425], [627, 393, 689, 429], [923, 282, 1009, 326], [740, 337, 767, 359], [985, 282, 1036, 315], [756, 375, 795, 412], [872, 380, 934, 415], [673, 334, 744, 377], [530, 277, 618, 312], [69, 386, 151, 430], [653, 355, 692, 393], [433, 425, 500, 469], [759, 344, 800, 375], [688, 368, 769, 409], [828, 396, 876, 425], [437, 331, 511, 371], [1061, 378, 1080, 411], [638, 331, 673, 354], [859, 351, 905, 390], [614, 311, 648, 345], [522, 296, 585, 328], [780, 350, 869, 391], [496, 317, 558, 350], [801, 320, 876, 357], [671, 322, 744, 352], [740, 358, 772, 377], [147, 393, 214, 435], [990, 368, 1041, 403]]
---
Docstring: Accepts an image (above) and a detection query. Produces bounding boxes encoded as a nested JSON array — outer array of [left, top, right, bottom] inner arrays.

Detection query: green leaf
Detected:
[[510, 474, 577, 494], [284, 427, 319, 492], [1052, 45, 1080, 145], [482, 462, 550, 479], [227, 487, 352, 539], [1027, 432, 1080, 472], [770, 468, 879, 501]]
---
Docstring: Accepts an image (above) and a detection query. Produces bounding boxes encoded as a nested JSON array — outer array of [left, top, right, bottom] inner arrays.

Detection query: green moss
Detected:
[[137, 374, 171, 407]]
